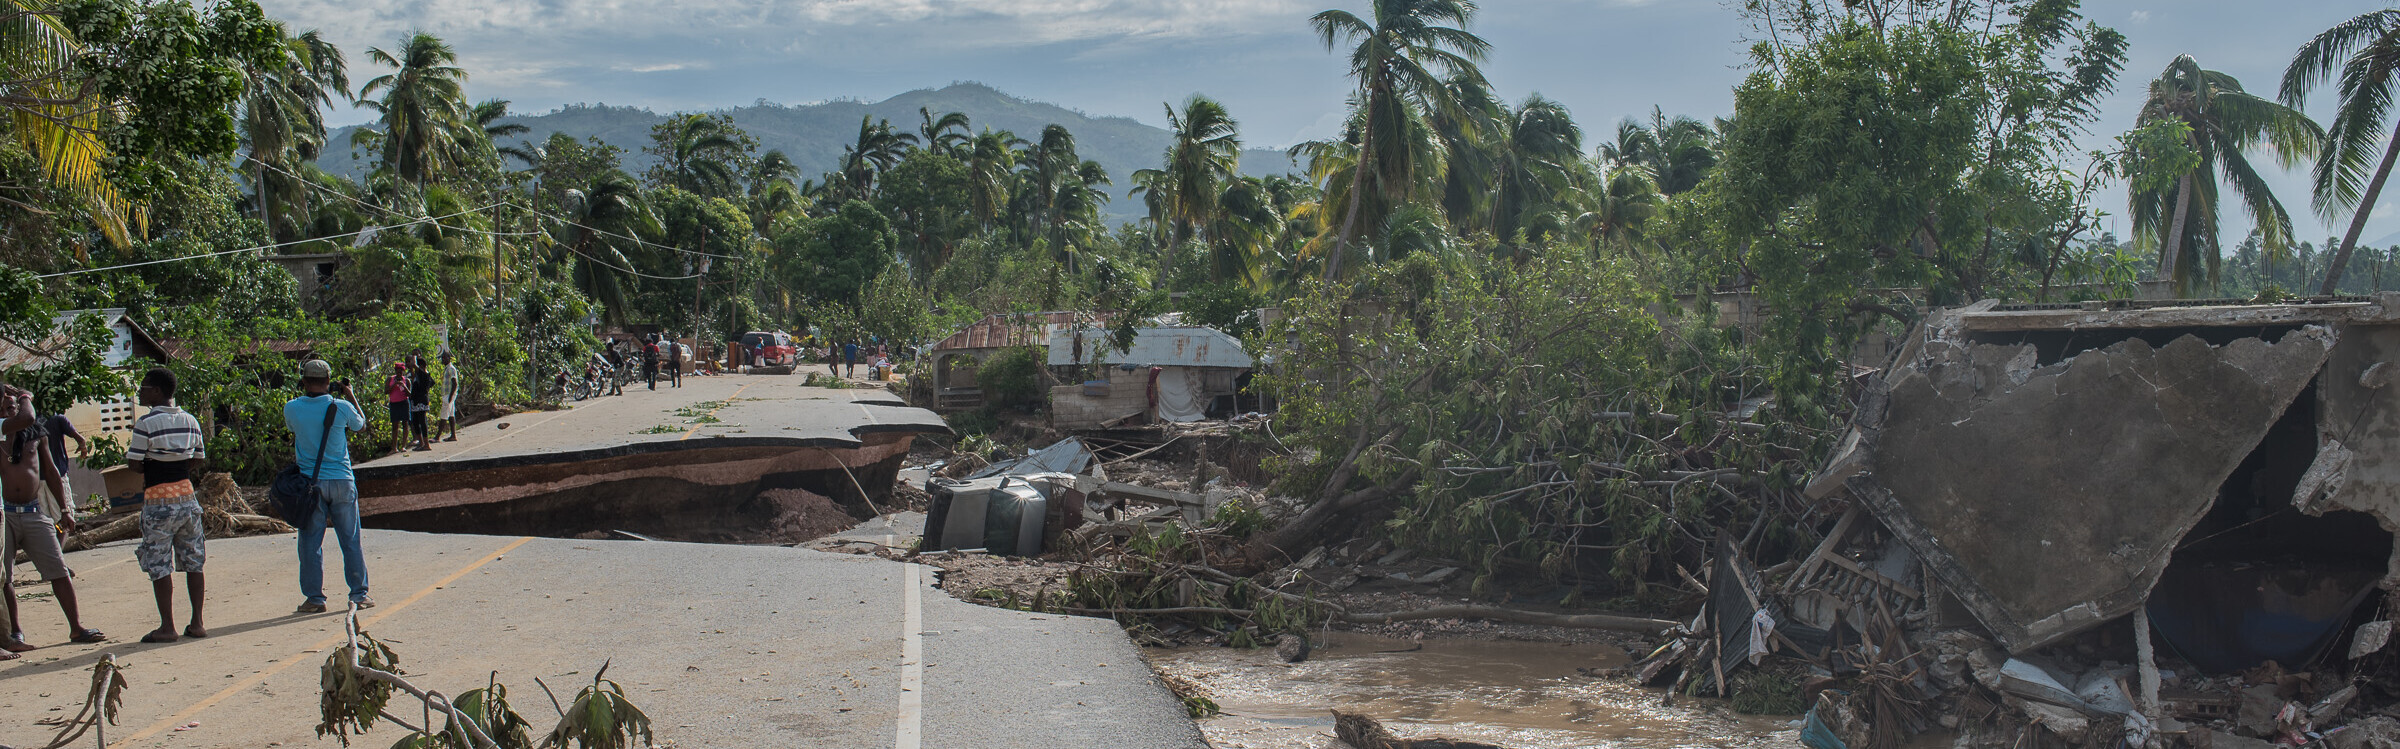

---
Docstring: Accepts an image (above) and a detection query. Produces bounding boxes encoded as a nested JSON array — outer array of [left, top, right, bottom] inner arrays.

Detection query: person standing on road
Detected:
[[407, 356, 434, 452], [0, 384, 100, 649], [668, 334, 685, 388], [643, 335, 662, 390], [286, 360, 372, 613], [40, 408, 84, 509], [843, 340, 859, 379], [604, 341, 625, 396], [437, 352, 461, 442], [127, 368, 207, 643], [383, 362, 410, 454]]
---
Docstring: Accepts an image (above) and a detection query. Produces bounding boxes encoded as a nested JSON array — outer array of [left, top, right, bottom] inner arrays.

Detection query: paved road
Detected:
[[358, 373, 945, 477], [0, 530, 1203, 749]]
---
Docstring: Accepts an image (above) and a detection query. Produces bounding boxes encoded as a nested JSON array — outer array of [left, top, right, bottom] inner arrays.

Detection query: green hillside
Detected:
[[317, 82, 1299, 225]]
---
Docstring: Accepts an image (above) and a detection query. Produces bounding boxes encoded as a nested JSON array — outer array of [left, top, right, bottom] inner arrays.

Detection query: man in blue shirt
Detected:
[[283, 360, 372, 613]]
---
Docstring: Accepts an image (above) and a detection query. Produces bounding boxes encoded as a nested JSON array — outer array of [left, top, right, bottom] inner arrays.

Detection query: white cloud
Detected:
[[2129, 10, 2151, 23]]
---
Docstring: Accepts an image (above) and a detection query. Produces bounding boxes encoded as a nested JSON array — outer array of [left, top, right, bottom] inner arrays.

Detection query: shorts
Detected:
[[409, 405, 428, 432], [439, 396, 458, 420], [136, 499, 205, 580], [388, 400, 409, 424], [4, 496, 71, 581]]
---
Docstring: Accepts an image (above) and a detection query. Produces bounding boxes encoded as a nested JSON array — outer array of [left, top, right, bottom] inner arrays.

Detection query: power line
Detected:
[[250, 160, 544, 238], [252, 157, 748, 260], [34, 206, 504, 279]]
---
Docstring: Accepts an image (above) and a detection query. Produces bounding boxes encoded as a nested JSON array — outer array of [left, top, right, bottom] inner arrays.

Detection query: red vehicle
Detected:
[[741, 331, 798, 366]]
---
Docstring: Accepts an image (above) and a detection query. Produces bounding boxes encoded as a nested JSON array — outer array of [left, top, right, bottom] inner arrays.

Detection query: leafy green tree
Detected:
[[1574, 167, 1659, 254], [874, 150, 975, 285], [832, 115, 915, 202], [3, 0, 284, 247], [1146, 95, 1242, 250], [2132, 55, 2323, 294], [776, 199, 895, 308], [357, 32, 472, 186], [1713, 0, 2127, 380], [649, 186, 752, 334], [546, 172, 657, 325], [2281, 9, 2400, 294], [1309, 0, 1490, 278]]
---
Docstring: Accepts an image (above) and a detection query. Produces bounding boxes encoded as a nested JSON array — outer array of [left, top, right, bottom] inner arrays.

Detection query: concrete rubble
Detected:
[[1651, 294, 2400, 748]]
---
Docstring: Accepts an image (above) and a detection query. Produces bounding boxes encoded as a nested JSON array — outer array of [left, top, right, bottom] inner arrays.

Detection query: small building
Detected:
[[1046, 326, 1252, 430], [261, 253, 345, 314], [926, 311, 1106, 412]]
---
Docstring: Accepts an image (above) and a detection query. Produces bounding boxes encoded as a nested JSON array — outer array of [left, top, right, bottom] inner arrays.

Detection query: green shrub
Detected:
[[978, 346, 1045, 408]]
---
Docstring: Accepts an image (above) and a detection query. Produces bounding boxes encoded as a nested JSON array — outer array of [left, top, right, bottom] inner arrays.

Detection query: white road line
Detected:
[[897, 562, 924, 749]]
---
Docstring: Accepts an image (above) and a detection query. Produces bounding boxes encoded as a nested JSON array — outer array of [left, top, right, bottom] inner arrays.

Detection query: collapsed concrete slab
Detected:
[[1849, 325, 2335, 652]]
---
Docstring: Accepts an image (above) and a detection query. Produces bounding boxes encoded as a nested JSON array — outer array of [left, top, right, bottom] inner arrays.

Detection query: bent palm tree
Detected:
[[241, 25, 348, 242], [918, 108, 971, 156], [2282, 9, 2400, 293], [2131, 55, 2323, 295], [1310, 0, 1491, 278]]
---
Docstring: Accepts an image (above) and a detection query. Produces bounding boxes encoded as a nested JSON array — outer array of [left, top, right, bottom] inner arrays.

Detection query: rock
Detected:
[[1275, 634, 1311, 663], [2239, 684, 2284, 737], [2331, 716, 2400, 749], [1376, 548, 1416, 566], [2018, 700, 2088, 738], [2195, 728, 2276, 749], [1416, 567, 1459, 585]]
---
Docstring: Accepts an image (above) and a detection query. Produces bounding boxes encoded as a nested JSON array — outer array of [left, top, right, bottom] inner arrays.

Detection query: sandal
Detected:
[[183, 625, 208, 639], [140, 630, 176, 644], [0, 639, 32, 653], [69, 628, 106, 644]]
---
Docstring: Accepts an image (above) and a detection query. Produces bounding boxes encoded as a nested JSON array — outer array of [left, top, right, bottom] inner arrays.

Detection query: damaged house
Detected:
[[1750, 294, 2400, 747]]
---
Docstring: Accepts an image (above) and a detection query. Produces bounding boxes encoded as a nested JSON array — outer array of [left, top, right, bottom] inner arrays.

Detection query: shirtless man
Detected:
[[0, 384, 102, 651]]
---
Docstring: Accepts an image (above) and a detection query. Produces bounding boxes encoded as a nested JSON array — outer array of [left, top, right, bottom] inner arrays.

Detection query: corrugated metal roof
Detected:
[[1047, 326, 1252, 368]]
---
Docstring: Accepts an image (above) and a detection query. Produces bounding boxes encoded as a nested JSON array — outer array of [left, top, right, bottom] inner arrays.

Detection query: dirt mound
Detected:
[[758, 488, 858, 543]]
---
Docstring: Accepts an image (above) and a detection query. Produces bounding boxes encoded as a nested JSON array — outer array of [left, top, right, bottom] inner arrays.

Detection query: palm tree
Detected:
[[1489, 94, 1582, 246], [1154, 95, 1243, 249], [835, 116, 917, 201], [465, 98, 529, 168], [651, 113, 747, 198], [918, 108, 971, 156], [2282, 9, 2400, 294], [1575, 167, 1660, 254], [1310, 0, 1491, 278], [1599, 109, 1717, 195], [2132, 55, 2324, 295], [964, 129, 1026, 226], [1, 0, 137, 249], [549, 173, 659, 325], [240, 25, 348, 242], [357, 32, 472, 187]]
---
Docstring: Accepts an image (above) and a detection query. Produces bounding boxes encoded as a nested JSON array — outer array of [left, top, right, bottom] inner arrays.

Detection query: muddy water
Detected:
[[1152, 633, 1798, 748]]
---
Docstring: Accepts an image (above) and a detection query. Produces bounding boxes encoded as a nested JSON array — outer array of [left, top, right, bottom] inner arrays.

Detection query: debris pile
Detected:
[[1639, 296, 2400, 748]]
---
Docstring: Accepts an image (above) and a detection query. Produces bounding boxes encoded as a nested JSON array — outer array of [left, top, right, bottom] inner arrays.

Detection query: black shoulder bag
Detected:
[[269, 401, 338, 524]]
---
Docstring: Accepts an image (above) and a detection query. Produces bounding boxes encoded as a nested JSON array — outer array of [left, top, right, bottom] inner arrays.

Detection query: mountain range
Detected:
[[316, 82, 1303, 225]]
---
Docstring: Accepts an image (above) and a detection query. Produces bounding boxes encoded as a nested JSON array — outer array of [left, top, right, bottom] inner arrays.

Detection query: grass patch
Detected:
[[672, 401, 731, 418], [633, 424, 683, 435]]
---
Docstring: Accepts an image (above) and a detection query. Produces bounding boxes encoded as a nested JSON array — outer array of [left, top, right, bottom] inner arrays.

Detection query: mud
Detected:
[[1151, 632, 1797, 748]]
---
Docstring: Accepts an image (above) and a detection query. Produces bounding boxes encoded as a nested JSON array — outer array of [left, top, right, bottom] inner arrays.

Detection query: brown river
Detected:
[[1148, 632, 1803, 748]]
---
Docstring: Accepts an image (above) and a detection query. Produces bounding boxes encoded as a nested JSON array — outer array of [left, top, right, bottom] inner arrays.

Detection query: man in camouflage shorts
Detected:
[[129, 368, 207, 643]]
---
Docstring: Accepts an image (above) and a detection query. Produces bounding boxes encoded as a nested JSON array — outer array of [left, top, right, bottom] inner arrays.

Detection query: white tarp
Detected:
[[1153, 367, 1206, 423]]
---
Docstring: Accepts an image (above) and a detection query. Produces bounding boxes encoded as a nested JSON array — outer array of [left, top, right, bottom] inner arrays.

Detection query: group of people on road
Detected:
[[600, 333, 688, 392], [0, 360, 373, 658], [382, 352, 459, 454], [824, 339, 894, 380]]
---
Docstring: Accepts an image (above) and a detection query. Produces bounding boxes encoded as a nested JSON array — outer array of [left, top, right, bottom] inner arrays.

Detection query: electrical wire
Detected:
[[253, 158, 747, 260], [250, 160, 544, 238], [34, 206, 504, 279]]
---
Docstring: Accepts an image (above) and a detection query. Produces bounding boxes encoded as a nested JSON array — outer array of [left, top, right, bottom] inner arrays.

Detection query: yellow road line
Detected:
[[679, 381, 757, 441], [111, 536, 535, 747]]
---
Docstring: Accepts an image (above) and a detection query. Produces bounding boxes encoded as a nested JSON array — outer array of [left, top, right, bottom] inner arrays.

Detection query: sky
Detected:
[[264, 0, 2396, 244]]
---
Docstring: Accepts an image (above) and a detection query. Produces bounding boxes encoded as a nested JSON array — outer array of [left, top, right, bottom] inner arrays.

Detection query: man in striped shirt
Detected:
[[0, 383, 100, 649], [128, 367, 207, 643]]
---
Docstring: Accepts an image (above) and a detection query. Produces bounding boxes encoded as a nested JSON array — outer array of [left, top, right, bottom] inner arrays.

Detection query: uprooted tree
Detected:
[[1240, 250, 1844, 602]]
